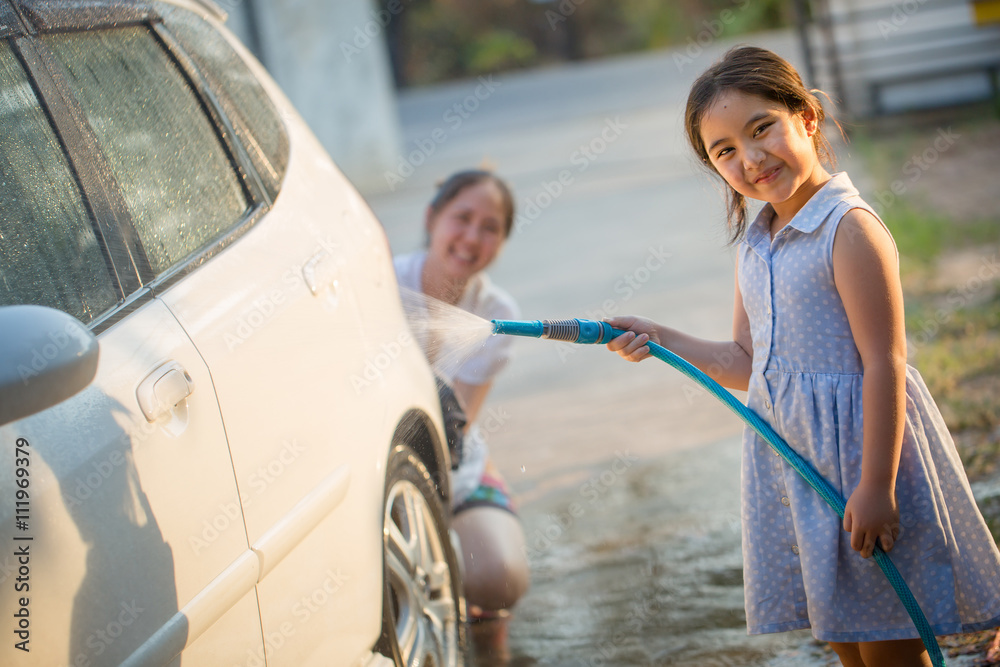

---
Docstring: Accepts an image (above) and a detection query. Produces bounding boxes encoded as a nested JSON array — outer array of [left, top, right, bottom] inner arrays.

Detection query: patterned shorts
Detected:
[[454, 461, 517, 517]]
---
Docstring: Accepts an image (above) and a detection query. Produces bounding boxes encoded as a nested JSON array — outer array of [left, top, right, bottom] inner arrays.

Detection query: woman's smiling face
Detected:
[[425, 179, 507, 283], [700, 90, 825, 218]]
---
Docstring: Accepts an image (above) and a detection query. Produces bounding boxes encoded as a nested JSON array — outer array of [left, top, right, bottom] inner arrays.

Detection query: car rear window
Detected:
[[45, 25, 250, 278], [160, 4, 289, 203], [0, 40, 119, 324]]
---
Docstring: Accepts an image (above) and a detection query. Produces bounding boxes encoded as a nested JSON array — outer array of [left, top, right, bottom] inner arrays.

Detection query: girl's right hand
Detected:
[[604, 316, 662, 362]]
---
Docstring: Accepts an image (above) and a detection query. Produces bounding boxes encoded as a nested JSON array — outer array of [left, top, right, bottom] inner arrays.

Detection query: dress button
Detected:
[[764, 398, 771, 410], [781, 497, 790, 507], [791, 545, 800, 555]]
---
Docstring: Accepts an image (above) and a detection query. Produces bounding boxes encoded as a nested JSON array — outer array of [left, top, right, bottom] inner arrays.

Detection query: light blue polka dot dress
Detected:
[[738, 172, 1000, 642]]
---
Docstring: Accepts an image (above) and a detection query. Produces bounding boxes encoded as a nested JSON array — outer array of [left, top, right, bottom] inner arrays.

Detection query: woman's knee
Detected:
[[452, 507, 530, 609]]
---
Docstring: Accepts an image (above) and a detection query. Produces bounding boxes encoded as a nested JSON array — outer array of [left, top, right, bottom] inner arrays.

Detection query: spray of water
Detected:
[[398, 287, 494, 382]]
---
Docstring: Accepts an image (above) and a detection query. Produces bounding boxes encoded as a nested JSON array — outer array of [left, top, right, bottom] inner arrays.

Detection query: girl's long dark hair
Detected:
[[685, 47, 837, 244]]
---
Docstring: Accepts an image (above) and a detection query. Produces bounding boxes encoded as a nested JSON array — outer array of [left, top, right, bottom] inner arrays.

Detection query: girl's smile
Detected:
[[700, 91, 830, 228]]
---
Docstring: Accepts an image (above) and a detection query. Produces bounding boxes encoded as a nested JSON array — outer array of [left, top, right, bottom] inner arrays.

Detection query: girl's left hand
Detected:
[[843, 480, 900, 558]]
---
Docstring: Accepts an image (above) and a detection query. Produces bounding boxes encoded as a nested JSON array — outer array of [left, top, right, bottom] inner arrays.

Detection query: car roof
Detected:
[[0, 0, 226, 38]]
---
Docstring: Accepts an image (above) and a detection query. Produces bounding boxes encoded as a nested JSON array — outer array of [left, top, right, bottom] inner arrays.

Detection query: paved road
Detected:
[[369, 29, 806, 505]]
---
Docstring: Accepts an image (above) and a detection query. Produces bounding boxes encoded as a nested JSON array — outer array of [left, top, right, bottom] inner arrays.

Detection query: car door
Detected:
[[152, 10, 397, 663], [0, 23, 264, 666]]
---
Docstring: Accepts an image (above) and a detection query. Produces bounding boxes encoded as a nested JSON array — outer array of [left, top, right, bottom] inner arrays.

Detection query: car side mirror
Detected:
[[0, 305, 100, 426]]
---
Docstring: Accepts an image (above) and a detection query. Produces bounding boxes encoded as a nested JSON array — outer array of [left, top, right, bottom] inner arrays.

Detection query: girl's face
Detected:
[[700, 90, 825, 217], [425, 179, 507, 283]]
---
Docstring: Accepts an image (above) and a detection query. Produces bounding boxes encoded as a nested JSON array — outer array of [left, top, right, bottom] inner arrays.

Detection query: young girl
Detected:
[[393, 169, 530, 654], [607, 47, 1000, 666]]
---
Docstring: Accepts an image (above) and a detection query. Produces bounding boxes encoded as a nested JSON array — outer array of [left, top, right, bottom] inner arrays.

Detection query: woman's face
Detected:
[[425, 179, 507, 283]]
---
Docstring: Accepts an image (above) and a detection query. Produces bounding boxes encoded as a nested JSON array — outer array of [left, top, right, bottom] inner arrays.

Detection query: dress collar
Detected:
[[744, 172, 858, 248]]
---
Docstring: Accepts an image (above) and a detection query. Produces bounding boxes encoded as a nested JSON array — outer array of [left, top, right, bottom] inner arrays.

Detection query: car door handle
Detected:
[[137, 361, 195, 422], [302, 250, 339, 296]]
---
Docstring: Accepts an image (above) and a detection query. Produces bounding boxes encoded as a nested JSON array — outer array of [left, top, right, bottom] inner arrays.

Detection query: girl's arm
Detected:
[[606, 266, 753, 391], [833, 208, 908, 558]]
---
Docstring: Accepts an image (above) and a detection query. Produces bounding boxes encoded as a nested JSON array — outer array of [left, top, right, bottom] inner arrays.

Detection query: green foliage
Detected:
[[465, 30, 537, 75], [403, 4, 473, 85], [392, 0, 791, 86]]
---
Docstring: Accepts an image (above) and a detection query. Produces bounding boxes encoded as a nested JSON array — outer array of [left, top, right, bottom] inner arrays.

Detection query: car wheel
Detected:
[[378, 444, 468, 666]]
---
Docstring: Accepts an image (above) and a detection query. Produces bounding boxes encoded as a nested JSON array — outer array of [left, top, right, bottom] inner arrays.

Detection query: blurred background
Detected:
[[217, 0, 1000, 192], [220, 1, 1000, 664]]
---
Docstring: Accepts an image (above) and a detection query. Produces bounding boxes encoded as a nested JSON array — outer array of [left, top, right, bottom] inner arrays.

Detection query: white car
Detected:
[[0, 0, 465, 665]]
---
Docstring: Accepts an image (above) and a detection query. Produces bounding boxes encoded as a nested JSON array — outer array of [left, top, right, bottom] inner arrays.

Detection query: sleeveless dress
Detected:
[[737, 172, 1000, 641]]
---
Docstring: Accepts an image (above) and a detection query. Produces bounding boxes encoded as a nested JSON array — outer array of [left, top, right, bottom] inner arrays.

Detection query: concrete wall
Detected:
[[225, 0, 402, 194]]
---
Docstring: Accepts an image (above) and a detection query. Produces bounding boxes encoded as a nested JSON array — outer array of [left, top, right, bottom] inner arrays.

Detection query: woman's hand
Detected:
[[843, 479, 900, 558], [604, 316, 663, 362]]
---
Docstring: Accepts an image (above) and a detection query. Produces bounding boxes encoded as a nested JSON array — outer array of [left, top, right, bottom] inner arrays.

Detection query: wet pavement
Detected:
[[504, 436, 830, 667]]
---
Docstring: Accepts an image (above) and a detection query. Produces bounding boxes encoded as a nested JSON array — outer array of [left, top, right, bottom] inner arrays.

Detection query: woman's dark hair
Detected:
[[685, 46, 837, 244], [428, 169, 516, 237]]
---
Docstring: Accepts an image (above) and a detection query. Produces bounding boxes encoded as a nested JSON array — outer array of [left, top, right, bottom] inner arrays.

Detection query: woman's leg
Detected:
[[451, 505, 530, 611], [452, 505, 529, 657], [829, 639, 932, 667]]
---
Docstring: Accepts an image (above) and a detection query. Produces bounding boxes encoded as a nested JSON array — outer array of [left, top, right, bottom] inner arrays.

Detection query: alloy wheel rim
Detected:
[[385, 478, 458, 666]]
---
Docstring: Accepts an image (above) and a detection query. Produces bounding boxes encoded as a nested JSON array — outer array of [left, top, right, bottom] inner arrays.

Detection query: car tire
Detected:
[[377, 444, 469, 666]]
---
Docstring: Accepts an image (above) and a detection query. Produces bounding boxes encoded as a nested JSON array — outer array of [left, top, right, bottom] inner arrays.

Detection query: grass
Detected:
[[881, 207, 997, 272], [849, 106, 1000, 481], [906, 290, 1000, 479]]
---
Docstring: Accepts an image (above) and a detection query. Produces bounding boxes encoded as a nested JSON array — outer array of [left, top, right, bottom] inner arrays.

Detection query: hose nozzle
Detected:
[[491, 318, 625, 345]]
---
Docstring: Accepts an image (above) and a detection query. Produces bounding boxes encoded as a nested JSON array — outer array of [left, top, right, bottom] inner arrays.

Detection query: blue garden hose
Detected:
[[492, 317, 946, 666]]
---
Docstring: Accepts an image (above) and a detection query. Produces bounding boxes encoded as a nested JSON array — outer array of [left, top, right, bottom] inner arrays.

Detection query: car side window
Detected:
[[44, 26, 250, 278], [0, 40, 119, 325], [160, 4, 290, 202]]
